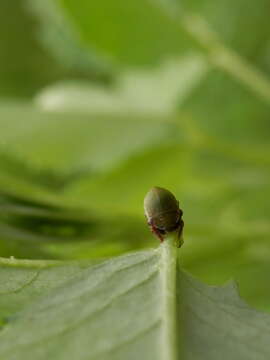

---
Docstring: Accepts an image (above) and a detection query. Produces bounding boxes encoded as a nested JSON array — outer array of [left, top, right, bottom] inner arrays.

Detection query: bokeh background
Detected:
[[1, 0, 270, 310]]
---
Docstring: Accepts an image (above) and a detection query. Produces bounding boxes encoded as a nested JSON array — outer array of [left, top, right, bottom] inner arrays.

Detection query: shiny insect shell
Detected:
[[144, 186, 184, 245]]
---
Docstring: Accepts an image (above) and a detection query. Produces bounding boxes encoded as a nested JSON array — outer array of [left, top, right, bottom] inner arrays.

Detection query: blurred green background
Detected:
[[1, 0, 270, 309]]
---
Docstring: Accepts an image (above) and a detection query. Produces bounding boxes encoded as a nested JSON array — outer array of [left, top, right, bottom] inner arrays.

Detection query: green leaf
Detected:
[[0, 99, 173, 260], [1, 245, 270, 359], [180, 0, 270, 73], [0, 0, 61, 97], [0, 258, 94, 323], [54, 0, 195, 67], [1, 0, 270, 313], [0, 102, 170, 178], [27, 0, 112, 81], [54, 0, 270, 79], [0, 0, 112, 98], [1, 57, 270, 308], [36, 55, 208, 115]]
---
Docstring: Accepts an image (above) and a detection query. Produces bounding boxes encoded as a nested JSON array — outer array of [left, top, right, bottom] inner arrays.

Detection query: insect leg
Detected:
[[151, 225, 164, 242], [176, 220, 184, 247]]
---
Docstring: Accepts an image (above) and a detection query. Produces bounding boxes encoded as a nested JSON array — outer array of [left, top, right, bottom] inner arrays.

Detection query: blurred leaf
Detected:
[[180, 0, 270, 74], [1, 0, 270, 312], [1, 250, 270, 359], [0, 101, 171, 178], [27, 0, 113, 83], [55, 0, 270, 75], [0, 0, 113, 99], [54, 0, 196, 66], [0, 0, 62, 97], [51, 0, 270, 104], [0, 190, 152, 260], [0, 96, 172, 260], [35, 60, 270, 308], [36, 55, 208, 115], [1, 51, 270, 307]]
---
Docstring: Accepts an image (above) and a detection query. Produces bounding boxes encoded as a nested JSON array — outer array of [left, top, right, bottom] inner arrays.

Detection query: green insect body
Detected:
[[144, 186, 184, 247]]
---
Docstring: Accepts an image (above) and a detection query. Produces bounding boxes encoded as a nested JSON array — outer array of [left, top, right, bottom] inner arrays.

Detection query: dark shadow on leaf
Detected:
[[0, 151, 93, 191], [0, 191, 96, 239]]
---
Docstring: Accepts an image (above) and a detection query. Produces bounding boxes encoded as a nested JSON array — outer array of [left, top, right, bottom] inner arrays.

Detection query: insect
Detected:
[[144, 186, 184, 247]]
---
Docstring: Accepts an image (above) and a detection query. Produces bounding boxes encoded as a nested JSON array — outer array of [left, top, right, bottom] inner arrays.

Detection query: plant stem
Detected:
[[159, 232, 178, 360], [154, 0, 270, 105]]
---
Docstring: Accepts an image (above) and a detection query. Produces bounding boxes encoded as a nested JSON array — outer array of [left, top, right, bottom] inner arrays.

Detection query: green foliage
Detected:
[[56, 0, 195, 66], [1, 250, 270, 359], [0, 0, 60, 97], [0, 0, 112, 98], [1, 0, 270, 357]]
